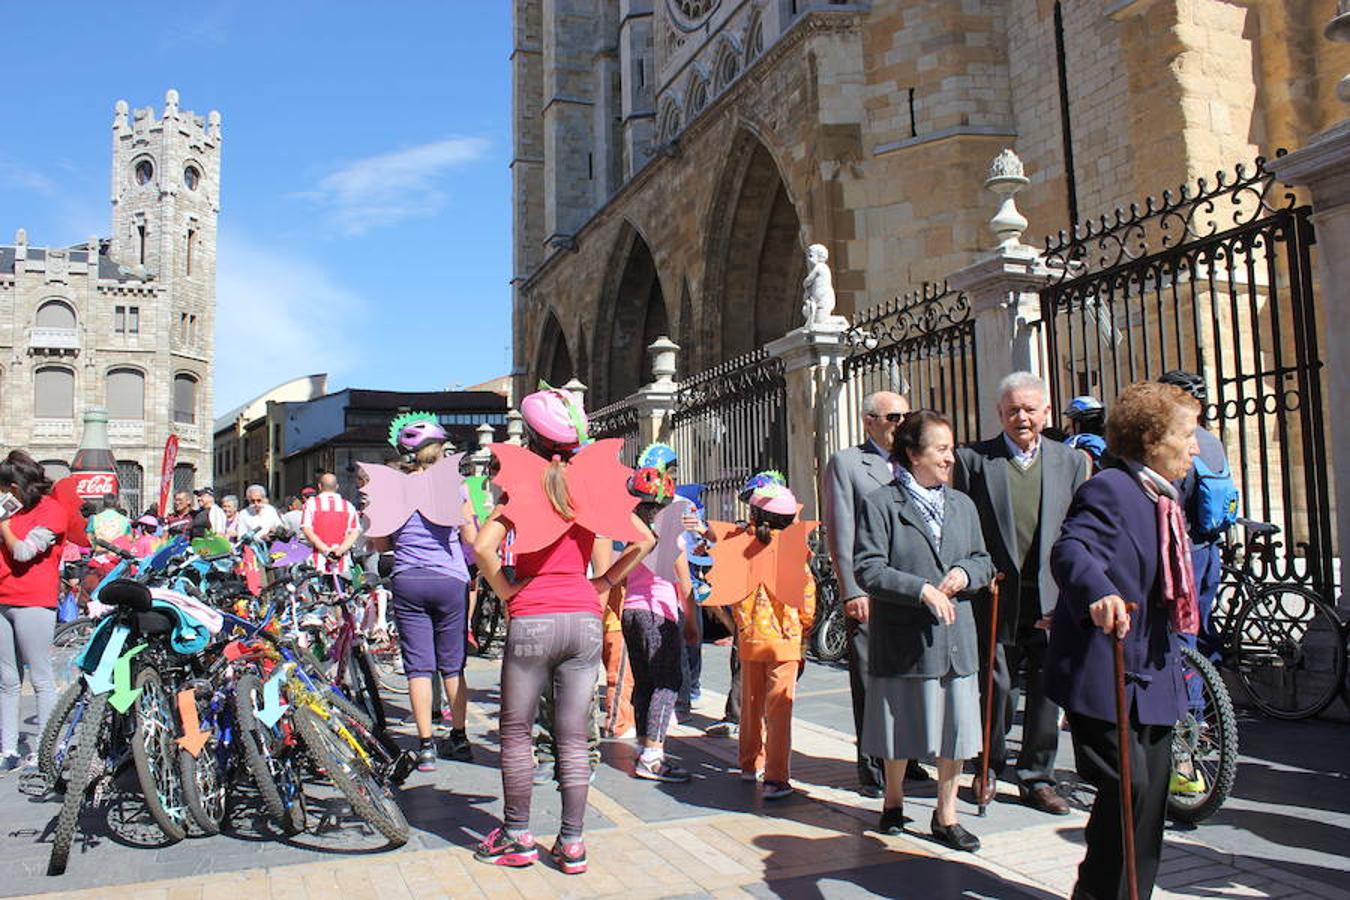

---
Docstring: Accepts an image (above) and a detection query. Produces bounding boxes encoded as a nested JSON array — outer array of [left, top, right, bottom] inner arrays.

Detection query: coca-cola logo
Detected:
[[75, 473, 118, 498]]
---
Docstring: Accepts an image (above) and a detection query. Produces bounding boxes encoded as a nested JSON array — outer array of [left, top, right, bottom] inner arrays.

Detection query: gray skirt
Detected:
[[862, 670, 982, 762]]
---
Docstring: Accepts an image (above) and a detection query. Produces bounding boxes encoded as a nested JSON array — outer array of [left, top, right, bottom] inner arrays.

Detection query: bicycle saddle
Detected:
[[101, 579, 153, 612], [1237, 518, 1279, 537]]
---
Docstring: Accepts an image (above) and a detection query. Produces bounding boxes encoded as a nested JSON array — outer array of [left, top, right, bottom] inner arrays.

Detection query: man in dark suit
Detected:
[[954, 371, 1088, 815], [823, 390, 928, 796]]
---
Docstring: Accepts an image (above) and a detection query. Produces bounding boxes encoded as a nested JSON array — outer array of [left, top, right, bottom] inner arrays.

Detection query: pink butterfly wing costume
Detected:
[[357, 454, 467, 539]]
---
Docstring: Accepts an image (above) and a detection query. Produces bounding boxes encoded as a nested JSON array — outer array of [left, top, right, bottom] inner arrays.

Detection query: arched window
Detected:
[[106, 368, 145, 420], [715, 44, 740, 90], [40, 460, 70, 482], [659, 100, 683, 142], [117, 461, 144, 515], [746, 15, 765, 61], [173, 463, 197, 495], [34, 366, 74, 418], [35, 300, 76, 330], [688, 78, 709, 117], [173, 373, 198, 424]]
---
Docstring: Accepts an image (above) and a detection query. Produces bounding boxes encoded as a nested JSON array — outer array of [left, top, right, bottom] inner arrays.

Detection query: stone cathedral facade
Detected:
[[0, 90, 219, 513], [511, 0, 1347, 408]]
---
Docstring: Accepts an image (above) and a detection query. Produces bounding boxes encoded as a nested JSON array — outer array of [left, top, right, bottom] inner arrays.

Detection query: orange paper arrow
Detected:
[[176, 688, 211, 757]]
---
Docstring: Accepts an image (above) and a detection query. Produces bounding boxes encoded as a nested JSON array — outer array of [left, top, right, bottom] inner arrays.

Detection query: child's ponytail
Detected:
[[543, 455, 575, 519]]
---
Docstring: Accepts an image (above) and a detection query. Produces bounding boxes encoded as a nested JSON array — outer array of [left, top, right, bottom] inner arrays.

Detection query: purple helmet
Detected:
[[388, 412, 447, 452]]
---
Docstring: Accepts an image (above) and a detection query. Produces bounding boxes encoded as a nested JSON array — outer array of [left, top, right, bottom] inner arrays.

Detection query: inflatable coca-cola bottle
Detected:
[[70, 407, 119, 502]]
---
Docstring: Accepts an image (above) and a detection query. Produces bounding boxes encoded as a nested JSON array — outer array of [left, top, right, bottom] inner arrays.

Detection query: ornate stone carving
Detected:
[[985, 148, 1030, 249], [801, 244, 848, 328]]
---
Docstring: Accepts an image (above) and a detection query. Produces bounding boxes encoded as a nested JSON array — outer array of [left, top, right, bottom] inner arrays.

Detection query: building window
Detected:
[[128, 306, 139, 333], [106, 368, 145, 420], [137, 224, 147, 265], [173, 463, 197, 494], [186, 228, 196, 275], [173, 374, 198, 424], [183, 165, 200, 191], [115, 306, 125, 333], [35, 300, 76, 330], [117, 461, 144, 516], [40, 460, 71, 482], [34, 367, 74, 418], [134, 159, 154, 185]]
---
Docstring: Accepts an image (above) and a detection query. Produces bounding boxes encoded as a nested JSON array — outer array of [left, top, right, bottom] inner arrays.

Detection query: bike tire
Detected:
[[39, 681, 87, 785], [810, 606, 848, 663], [178, 690, 227, 836], [291, 705, 409, 846], [1232, 583, 1345, 720], [130, 668, 188, 842], [1168, 645, 1238, 824], [47, 691, 108, 876], [480, 593, 504, 656], [347, 646, 388, 733], [51, 618, 95, 688], [233, 673, 305, 836]]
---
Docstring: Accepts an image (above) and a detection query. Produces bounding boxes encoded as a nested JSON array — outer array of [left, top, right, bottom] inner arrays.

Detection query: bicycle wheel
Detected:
[[47, 691, 108, 876], [291, 705, 409, 846], [810, 605, 848, 663], [1232, 583, 1345, 719], [234, 672, 306, 836], [1168, 645, 1238, 824], [130, 668, 189, 842], [178, 692, 228, 835], [345, 645, 387, 733], [1209, 571, 1248, 650], [473, 589, 503, 655], [39, 681, 87, 785], [51, 618, 95, 688]]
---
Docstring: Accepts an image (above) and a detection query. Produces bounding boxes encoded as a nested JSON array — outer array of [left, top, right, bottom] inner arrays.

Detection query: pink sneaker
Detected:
[[550, 836, 587, 874], [474, 827, 539, 867]]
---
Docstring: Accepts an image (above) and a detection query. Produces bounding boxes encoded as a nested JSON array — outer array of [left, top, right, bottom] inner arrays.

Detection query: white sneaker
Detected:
[[740, 769, 763, 782], [615, 727, 637, 740], [706, 721, 739, 737]]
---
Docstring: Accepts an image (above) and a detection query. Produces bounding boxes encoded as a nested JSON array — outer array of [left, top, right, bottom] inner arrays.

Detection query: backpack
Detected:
[[1190, 455, 1240, 538]]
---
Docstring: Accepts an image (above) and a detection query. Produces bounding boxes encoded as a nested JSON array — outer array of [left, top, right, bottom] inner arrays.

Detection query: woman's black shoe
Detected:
[[930, 814, 980, 852], [877, 806, 905, 835]]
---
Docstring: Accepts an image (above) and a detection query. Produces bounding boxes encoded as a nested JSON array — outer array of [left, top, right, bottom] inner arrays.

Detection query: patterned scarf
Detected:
[[1135, 464, 1200, 635], [896, 467, 946, 545]]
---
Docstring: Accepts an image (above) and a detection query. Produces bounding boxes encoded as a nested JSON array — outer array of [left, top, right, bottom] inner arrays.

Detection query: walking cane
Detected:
[[977, 573, 1004, 817], [1113, 603, 1140, 900]]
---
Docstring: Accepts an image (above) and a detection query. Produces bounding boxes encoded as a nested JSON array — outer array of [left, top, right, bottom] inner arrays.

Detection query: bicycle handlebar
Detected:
[[94, 538, 137, 561]]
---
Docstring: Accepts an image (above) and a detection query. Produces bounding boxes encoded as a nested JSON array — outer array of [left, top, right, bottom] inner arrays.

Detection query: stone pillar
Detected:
[[634, 335, 679, 446], [766, 321, 850, 519], [505, 409, 525, 446], [948, 150, 1053, 430]]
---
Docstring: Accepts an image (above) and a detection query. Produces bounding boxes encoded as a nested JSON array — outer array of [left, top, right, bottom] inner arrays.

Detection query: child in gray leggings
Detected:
[[0, 605, 57, 763]]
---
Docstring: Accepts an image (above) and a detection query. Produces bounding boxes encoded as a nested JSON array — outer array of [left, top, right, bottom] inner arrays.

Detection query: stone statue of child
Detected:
[[801, 243, 849, 328]]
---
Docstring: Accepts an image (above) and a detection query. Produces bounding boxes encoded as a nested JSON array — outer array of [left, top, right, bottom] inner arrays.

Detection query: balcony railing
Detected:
[[108, 420, 145, 445], [27, 327, 80, 354], [32, 419, 75, 442], [175, 424, 200, 447]]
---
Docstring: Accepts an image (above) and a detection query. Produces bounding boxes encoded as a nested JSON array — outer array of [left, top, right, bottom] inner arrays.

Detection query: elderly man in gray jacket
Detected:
[[954, 371, 1088, 816], [823, 390, 928, 795]]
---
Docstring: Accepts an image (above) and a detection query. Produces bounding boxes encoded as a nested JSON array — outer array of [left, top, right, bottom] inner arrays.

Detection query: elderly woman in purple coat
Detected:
[[1047, 381, 1202, 900]]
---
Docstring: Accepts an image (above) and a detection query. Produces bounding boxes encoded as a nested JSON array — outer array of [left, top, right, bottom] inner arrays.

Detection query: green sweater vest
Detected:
[[1007, 455, 1042, 586]]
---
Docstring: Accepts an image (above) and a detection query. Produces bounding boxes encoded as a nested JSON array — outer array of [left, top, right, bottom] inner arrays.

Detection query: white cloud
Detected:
[[212, 231, 369, 416], [301, 137, 490, 236]]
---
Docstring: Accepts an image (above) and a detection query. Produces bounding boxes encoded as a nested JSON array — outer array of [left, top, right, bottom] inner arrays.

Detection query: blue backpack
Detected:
[[1190, 455, 1240, 537]]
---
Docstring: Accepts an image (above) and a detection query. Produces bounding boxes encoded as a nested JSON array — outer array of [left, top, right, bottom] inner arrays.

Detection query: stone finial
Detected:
[[164, 88, 180, 118], [476, 421, 495, 447], [985, 148, 1031, 250], [505, 408, 525, 445], [562, 377, 588, 399], [113, 99, 129, 129], [207, 110, 222, 139], [14, 228, 26, 247], [1326, 2, 1350, 103], [647, 335, 680, 386]]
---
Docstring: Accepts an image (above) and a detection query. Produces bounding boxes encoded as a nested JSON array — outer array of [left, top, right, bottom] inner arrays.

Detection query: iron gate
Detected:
[[671, 348, 787, 520], [836, 281, 981, 454], [1040, 154, 1332, 591], [588, 397, 641, 466]]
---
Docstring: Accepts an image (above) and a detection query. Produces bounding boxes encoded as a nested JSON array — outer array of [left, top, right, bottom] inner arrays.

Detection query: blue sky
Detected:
[[0, 2, 512, 416]]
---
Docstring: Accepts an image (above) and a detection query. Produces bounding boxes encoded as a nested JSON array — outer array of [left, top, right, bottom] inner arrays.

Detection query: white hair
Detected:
[[245, 483, 268, 499], [997, 371, 1048, 405], [861, 390, 907, 417]]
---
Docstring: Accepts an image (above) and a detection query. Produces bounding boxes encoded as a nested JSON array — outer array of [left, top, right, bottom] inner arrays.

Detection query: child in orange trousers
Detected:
[[727, 482, 815, 800], [602, 585, 636, 737]]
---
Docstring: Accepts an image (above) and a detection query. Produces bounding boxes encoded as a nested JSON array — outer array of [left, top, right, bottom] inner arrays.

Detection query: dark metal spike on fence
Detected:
[[1195, 176, 1209, 195]]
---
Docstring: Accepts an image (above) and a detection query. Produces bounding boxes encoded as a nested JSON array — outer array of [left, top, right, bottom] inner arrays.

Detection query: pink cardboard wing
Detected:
[[358, 454, 466, 539], [642, 496, 693, 585]]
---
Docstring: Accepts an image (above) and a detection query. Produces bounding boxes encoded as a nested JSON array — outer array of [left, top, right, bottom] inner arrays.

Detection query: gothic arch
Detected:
[[699, 129, 806, 367], [534, 307, 575, 389], [592, 222, 672, 407]]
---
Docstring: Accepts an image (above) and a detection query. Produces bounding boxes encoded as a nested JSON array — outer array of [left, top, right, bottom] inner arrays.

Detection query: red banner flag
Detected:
[[157, 433, 180, 518]]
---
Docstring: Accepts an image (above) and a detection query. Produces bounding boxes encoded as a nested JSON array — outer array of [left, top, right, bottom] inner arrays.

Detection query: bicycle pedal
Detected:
[[389, 750, 416, 785]]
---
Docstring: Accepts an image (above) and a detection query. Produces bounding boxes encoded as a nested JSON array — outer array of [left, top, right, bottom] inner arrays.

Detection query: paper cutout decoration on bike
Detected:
[[465, 475, 493, 523], [191, 533, 232, 559], [642, 496, 695, 584], [268, 535, 309, 568], [489, 439, 643, 554], [357, 453, 467, 538], [702, 520, 819, 609]]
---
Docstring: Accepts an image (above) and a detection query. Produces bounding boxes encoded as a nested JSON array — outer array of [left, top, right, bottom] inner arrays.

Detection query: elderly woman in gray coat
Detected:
[[854, 409, 994, 852]]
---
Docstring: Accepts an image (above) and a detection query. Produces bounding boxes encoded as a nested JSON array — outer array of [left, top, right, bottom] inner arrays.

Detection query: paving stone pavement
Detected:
[[7, 647, 1350, 899]]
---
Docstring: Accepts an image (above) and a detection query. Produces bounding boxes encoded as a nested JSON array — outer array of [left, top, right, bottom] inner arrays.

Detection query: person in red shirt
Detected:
[[0, 450, 68, 768], [300, 473, 360, 575]]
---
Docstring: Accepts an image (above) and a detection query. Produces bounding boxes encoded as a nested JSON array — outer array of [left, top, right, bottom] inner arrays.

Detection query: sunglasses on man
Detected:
[[867, 411, 906, 424]]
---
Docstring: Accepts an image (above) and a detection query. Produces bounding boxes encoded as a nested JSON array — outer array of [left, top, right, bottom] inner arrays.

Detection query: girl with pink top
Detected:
[[472, 387, 653, 875], [621, 461, 699, 783]]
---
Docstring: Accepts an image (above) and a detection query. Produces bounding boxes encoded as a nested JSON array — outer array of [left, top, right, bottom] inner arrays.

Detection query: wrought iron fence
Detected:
[[588, 397, 642, 466], [834, 282, 981, 455], [671, 348, 787, 521], [1040, 153, 1332, 590]]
